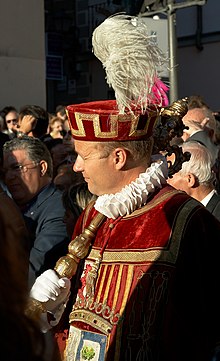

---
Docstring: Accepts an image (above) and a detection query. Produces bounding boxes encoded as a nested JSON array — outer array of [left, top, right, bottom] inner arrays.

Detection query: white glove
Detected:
[[30, 269, 71, 331]]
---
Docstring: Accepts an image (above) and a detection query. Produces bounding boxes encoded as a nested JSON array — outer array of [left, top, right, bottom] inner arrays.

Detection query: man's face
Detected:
[[51, 120, 63, 135], [73, 140, 118, 196], [3, 149, 42, 206], [5, 111, 19, 132]]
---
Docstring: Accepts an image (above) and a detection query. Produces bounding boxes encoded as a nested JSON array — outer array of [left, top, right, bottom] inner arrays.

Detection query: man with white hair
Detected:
[[167, 141, 220, 221]]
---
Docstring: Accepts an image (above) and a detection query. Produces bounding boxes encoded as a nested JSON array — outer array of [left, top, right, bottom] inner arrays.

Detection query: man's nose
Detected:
[[73, 156, 83, 172]]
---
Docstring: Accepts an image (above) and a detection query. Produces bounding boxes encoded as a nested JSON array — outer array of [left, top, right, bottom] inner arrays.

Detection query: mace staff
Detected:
[[26, 212, 106, 320]]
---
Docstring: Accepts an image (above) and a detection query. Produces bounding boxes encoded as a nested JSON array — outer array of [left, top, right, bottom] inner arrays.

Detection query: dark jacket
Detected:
[[206, 192, 220, 222], [186, 130, 218, 159], [23, 182, 69, 288], [0, 131, 9, 163]]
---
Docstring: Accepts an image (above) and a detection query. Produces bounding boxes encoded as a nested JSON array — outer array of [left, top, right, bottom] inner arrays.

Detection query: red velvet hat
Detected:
[[67, 100, 159, 142]]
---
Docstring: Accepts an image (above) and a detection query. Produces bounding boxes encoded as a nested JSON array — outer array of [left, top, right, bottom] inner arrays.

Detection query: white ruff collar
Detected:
[[94, 155, 168, 219]]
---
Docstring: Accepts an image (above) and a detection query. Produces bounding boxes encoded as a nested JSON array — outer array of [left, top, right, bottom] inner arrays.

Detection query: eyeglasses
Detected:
[[3, 163, 39, 175], [6, 119, 18, 124]]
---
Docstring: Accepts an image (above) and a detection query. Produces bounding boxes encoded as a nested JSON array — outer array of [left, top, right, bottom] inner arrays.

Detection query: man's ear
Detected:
[[187, 173, 196, 187], [112, 148, 127, 170], [39, 160, 48, 176]]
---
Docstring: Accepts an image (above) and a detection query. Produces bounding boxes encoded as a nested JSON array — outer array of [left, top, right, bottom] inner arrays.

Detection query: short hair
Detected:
[[3, 135, 53, 177], [0, 106, 18, 128], [96, 138, 154, 162], [179, 141, 215, 186], [49, 116, 63, 127], [0, 105, 18, 118], [19, 105, 49, 138], [56, 104, 66, 115], [188, 95, 209, 110]]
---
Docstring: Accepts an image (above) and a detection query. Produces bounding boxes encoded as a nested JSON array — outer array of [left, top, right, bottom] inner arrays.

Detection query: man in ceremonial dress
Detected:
[[30, 14, 220, 361]]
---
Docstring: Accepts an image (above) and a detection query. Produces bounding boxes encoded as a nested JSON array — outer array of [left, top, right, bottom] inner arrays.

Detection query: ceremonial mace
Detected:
[[26, 211, 106, 320]]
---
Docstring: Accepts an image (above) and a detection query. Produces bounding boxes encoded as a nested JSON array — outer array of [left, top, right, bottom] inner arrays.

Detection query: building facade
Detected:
[[1, 0, 220, 113], [45, 0, 220, 112]]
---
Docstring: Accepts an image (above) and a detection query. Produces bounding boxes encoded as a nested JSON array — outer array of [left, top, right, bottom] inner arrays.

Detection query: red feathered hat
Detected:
[[67, 100, 159, 142], [67, 14, 169, 142]]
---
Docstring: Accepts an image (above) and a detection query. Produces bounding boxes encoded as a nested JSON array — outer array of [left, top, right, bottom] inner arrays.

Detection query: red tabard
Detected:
[[55, 185, 220, 361]]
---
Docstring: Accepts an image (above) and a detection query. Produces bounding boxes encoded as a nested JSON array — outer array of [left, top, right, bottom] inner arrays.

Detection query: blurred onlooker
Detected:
[[0, 114, 4, 132], [0, 180, 62, 361], [167, 141, 220, 221], [54, 163, 84, 192], [18, 104, 49, 140], [0, 182, 29, 256], [0, 105, 19, 138], [187, 94, 210, 110], [56, 104, 67, 122], [213, 110, 220, 145], [3, 135, 69, 288], [43, 137, 76, 179], [62, 128, 74, 149], [62, 182, 96, 238], [0, 206, 48, 361], [0, 131, 9, 173], [50, 142, 76, 178], [213, 147, 220, 195], [55, 104, 74, 146], [182, 107, 217, 141], [181, 107, 218, 160], [49, 116, 64, 139], [43, 137, 63, 152]]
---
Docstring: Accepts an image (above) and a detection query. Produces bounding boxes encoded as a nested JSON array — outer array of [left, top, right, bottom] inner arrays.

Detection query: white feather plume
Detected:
[[92, 13, 168, 114]]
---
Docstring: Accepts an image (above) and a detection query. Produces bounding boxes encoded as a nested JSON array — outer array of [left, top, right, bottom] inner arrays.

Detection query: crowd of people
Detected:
[[0, 102, 94, 360], [0, 12, 220, 361]]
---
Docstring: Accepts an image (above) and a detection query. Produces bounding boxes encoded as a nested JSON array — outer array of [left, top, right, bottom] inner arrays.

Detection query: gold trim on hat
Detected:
[[128, 112, 153, 137], [71, 112, 155, 139]]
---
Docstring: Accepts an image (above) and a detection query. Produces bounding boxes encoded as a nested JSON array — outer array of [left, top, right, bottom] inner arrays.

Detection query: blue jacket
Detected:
[[23, 182, 69, 288]]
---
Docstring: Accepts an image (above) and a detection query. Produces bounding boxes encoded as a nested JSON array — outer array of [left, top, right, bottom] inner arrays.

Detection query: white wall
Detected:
[[0, 0, 46, 111]]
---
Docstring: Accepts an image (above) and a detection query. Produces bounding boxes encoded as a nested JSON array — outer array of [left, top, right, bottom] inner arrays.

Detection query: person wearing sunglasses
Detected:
[[0, 105, 19, 139]]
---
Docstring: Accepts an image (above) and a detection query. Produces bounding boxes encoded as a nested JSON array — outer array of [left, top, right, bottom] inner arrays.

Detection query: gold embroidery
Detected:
[[120, 265, 133, 316], [95, 114, 118, 138], [71, 309, 112, 335], [86, 190, 185, 265], [70, 298, 121, 335], [124, 189, 181, 218], [97, 265, 108, 301], [89, 246, 175, 263], [73, 112, 88, 136], [70, 112, 158, 139], [129, 111, 156, 137], [103, 265, 115, 303], [112, 265, 123, 310]]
